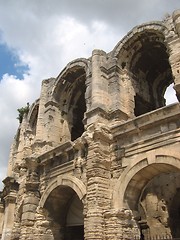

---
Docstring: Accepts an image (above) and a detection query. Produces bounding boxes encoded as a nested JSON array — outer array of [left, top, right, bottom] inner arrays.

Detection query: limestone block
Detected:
[[22, 212, 35, 221], [24, 197, 39, 205], [23, 204, 37, 213]]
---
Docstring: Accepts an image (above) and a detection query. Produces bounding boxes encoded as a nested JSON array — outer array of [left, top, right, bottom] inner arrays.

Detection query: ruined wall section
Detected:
[[83, 123, 112, 240], [111, 103, 180, 238], [35, 78, 57, 147], [1, 9, 180, 240], [6, 59, 91, 239], [0, 196, 4, 238], [140, 172, 180, 237], [168, 10, 180, 101]]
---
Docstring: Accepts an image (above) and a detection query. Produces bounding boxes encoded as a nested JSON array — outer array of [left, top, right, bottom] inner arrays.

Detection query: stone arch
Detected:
[[112, 22, 167, 59], [113, 152, 180, 211], [52, 58, 90, 99], [39, 175, 86, 208], [111, 22, 176, 116], [27, 99, 39, 135], [52, 58, 90, 141], [39, 175, 86, 240]]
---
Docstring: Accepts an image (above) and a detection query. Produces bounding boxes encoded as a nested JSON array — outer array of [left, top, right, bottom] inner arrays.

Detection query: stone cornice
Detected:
[[38, 141, 73, 164], [111, 103, 180, 138], [111, 103, 180, 157], [2, 177, 19, 191], [2, 177, 19, 202]]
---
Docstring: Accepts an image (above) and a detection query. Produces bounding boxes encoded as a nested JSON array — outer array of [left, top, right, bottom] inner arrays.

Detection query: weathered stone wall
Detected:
[[1, 9, 180, 240], [0, 199, 4, 238]]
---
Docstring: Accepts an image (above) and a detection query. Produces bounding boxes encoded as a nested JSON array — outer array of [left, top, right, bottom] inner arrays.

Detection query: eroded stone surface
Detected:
[[1, 9, 180, 240]]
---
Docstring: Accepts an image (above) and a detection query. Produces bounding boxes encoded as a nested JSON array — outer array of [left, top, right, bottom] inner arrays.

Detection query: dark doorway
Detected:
[[71, 85, 86, 141], [44, 186, 84, 240], [65, 225, 84, 240], [169, 189, 180, 238], [131, 32, 174, 116]]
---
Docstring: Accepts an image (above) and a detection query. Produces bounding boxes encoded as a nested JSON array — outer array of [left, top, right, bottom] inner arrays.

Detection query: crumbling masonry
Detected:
[[1, 9, 180, 240]]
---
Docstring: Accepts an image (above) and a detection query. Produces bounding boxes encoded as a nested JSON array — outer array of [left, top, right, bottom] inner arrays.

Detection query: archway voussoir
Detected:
[[112, 154, 180, 210]]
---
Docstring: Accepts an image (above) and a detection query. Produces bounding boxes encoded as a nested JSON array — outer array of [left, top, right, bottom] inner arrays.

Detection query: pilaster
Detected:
[[84, 123, 112, 240], [104, 209, 140, 240], [0, 194, 4, 238], [33, 207, 54, 240], [91, 49, 109, 112], [44, 100, 63, 145], [169, 10, 180, 101], [19, 157, 40, 240], [108, 63, 134, 119], [36, 78, 56, 142], [1, 177, 19, 240]]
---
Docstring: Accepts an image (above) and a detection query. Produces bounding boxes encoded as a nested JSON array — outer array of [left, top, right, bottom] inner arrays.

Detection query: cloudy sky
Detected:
[[0, 0, 179, 190]]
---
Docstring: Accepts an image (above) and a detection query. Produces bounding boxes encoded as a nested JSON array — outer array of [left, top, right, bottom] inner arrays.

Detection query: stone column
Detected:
[[7, 142, 16, 177], [107, 61, 135, 120], [33, 207, 55, 240], [19, 158, 40, 240], [1, 192, 16, 240], [36, 78, 55, 142], [43, 100, 63, 145], [169, 51, 180, 102], [1, 177, 18, 240], [86, 50, 110, 126], [104, 209, 140, 240], [84, 123, 112, 240], [91, 49, 109, 111], [0, 199, 4, 238], [169, 10, 180, 101]]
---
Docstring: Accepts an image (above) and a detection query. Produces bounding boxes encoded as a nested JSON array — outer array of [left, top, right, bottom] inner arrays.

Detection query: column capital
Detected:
[[2, 177, 19, 200], [3, 191, 17, 205], [0, 201, 4, 213]]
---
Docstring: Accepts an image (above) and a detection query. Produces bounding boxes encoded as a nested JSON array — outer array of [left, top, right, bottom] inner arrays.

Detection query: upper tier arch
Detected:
[[110, 21, 175, 116], [27, 99, 39, 133], [52, 58, 90, 100], [111, 21, 168, 60], [50, 58, 91, 141]]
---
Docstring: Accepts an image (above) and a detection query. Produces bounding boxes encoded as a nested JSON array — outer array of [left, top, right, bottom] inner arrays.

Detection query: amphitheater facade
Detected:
[[1, 9, 180, 240]]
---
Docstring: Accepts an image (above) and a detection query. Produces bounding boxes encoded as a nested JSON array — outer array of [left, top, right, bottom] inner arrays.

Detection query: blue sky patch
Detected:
[[0, 43, 29, 79]]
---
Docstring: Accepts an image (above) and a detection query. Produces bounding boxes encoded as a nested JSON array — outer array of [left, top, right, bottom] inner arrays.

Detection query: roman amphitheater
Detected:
[[0, 9, 180, 240]]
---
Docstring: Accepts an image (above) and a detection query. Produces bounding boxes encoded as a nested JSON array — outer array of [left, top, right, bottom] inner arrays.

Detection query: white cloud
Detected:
[[164, 84, 178, 105]]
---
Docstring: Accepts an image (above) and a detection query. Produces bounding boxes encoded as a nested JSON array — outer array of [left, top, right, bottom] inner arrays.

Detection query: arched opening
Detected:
[[124, 162, 178, 210], [122, 159, 180, 239], [66, 194, 84, 239], [27, 100, 39, 136], [138, 172, 180, 239], [54, 66, 87, 142], [44, 185, 84, 240], [168, 188, 180, 238], [68, 73, 86, 141], [129, 32, 174, 116], [29, 104, 39, 135], [115, 27, 176, 117]]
